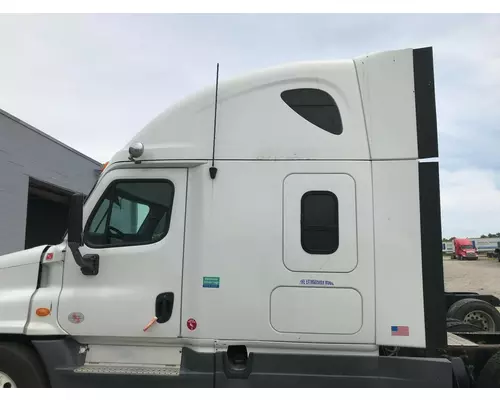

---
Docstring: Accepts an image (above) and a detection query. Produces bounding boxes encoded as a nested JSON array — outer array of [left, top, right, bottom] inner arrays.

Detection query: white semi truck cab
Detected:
[[1, 46, 499, 388]]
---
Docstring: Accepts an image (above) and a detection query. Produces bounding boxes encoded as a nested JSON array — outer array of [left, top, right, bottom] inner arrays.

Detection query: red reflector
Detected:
[[187, 318, 197, 331], [46, 253, 54, 260]]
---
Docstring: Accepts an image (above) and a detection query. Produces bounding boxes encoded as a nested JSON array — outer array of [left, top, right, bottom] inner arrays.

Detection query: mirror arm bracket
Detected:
[[68, 242, 99, 276]]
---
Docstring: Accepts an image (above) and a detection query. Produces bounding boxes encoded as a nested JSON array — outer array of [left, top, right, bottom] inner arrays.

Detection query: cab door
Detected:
[[58, 167, 187, 339]]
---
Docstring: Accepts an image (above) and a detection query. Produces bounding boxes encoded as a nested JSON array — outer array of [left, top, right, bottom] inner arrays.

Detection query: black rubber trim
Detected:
[[36, 245, 51, 289], [179, 347, 214, 387], [215, 352, 452, 387], [413, 47, 439, 159], [419, 162, 447, 355]]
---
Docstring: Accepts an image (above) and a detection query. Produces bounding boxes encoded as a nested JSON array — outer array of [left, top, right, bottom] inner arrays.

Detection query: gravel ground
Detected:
[[444, 256, 500, 298]]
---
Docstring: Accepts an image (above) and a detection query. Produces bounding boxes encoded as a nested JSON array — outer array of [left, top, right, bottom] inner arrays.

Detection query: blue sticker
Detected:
[[203, 276, 220, 288], [299, 279, 334, 286]]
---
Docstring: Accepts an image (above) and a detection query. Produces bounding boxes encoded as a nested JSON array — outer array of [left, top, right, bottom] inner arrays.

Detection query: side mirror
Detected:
[[67, 192, 100, 276], [68, 193, 84, 245]]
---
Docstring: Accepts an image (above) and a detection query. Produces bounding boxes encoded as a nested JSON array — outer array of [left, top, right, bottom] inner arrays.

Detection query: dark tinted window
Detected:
[[84, 180, 174, 248], [281, 88, 343, 135], [301, 191, 339, 254]]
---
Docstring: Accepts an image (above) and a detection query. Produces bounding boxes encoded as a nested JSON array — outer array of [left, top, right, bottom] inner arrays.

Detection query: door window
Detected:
[[301, 191, 339, 254], [84, 180, 174, 247]]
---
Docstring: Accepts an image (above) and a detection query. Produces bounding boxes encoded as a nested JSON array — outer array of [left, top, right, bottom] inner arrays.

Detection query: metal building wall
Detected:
[[0, 109, 101, 255]]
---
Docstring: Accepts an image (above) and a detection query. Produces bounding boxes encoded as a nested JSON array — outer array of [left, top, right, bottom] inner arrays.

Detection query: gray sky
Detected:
[[0, 14, 499, 238]]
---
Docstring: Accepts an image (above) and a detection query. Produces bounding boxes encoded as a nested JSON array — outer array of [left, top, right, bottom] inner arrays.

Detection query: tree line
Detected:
[[442, 233, 500, 241]]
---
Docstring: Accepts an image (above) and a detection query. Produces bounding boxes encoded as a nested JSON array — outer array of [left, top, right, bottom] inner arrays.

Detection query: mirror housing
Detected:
[[67, 192, 100, 276], [68, 193, 84, 245]]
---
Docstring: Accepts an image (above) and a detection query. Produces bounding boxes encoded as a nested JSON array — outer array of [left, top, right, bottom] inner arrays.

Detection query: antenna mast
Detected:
[[209, 63, 220, 180]]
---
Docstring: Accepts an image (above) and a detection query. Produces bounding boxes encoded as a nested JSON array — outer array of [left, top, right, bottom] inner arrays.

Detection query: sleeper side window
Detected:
[[280, 88, 343, 135], [301, 191, 339, 254], [84, 180, 174, 248]]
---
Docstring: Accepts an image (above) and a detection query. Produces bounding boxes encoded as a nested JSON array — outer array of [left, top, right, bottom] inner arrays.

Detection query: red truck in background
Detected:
[[452, 238, 479, 260]]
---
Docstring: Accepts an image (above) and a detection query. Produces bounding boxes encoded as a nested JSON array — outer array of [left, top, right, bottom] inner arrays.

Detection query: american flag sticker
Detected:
[[391, 325, 409, 336]]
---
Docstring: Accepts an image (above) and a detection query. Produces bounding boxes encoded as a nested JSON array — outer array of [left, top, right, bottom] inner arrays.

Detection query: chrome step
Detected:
[[74, 364, 180, 376]]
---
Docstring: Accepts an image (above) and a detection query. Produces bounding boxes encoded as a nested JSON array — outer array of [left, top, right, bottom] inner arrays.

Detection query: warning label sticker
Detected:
[[202, 276, 220, 288]]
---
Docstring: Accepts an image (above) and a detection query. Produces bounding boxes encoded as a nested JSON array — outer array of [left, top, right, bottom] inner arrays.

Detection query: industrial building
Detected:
[[0, 108, 102, 256]]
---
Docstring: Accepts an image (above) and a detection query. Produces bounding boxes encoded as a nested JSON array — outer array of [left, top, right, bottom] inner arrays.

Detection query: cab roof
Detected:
[[107, 47, 433, 167]]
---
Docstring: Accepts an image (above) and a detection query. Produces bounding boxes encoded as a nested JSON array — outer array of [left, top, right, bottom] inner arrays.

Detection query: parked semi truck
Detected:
[[451, 238, 479, 260], [2, 46, 500, 388]]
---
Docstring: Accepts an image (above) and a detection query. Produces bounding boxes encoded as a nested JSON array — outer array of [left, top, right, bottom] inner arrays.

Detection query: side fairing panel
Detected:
[[372, 160, 426, 347], [354, 48, 418, 161]]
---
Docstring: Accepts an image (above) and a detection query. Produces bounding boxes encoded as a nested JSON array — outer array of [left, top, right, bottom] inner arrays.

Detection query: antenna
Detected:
[[209, 63, 220, 180]]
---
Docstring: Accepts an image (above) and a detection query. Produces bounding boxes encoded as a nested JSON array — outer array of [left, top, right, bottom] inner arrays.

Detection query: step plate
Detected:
[[74, 365, 180, 376]]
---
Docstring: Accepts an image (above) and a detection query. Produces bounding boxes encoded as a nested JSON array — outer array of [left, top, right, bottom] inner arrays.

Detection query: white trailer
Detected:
[[1, 46, 500, 388]]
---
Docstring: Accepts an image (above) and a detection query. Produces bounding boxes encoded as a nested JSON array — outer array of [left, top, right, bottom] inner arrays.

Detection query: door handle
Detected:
[[155, 292, 174, 323]]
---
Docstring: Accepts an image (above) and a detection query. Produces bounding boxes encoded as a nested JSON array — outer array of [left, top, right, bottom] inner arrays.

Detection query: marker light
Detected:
[[36, 308, 51, 317], [129, 142, 145, 159]]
